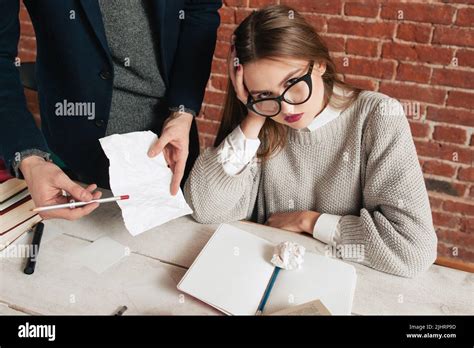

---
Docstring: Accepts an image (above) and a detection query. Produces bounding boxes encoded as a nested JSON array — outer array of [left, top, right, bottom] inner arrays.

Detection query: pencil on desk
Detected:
[[255, 266, 281, 315], [31, 195, 130, 212]]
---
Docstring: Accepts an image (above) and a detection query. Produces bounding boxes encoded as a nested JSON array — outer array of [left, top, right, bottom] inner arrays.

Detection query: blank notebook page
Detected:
[[178, 224, 276, 315], [264, 252, 357, 315]]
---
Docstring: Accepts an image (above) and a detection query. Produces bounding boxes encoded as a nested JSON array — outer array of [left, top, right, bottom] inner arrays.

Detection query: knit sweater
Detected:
[[184, 90, 438, 278], [98, 0, 166, 135]]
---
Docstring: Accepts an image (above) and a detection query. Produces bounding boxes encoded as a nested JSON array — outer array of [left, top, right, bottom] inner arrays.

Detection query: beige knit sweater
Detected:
[[184, 91, 438, 278]]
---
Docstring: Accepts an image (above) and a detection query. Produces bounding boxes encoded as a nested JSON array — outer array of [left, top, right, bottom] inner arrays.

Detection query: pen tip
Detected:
[[120, 195, 130, 200]]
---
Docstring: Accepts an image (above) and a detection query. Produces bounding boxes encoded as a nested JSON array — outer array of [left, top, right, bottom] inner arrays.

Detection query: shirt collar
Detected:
[[305, 85, 348, 132]]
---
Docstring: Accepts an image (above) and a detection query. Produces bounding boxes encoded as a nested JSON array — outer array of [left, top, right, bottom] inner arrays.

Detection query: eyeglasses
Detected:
[[245, 61, 314, 117]]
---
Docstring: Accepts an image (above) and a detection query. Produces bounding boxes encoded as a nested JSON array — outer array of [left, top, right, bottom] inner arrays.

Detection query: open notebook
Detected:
[[177, 224, 357, 315]]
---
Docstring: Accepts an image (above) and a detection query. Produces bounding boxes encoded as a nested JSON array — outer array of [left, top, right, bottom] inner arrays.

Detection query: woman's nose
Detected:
[[280, 101, 295, 115]]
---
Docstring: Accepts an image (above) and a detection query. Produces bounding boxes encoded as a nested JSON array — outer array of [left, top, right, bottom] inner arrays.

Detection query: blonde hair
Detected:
[[215, 5, 362, 161]]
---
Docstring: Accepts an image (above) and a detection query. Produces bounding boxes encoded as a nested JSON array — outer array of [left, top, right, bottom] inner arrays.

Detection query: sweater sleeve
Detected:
[[338, 97, 437, 278], [184, 142, 261, 224]]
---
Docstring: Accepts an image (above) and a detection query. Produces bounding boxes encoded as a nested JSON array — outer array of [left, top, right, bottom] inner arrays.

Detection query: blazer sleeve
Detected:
[[0, 0, 50, 173], [166, 0, 222, 116]]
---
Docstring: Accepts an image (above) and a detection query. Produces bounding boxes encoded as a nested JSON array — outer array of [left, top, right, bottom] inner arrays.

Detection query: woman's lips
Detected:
[[284, 113, 304, 123]]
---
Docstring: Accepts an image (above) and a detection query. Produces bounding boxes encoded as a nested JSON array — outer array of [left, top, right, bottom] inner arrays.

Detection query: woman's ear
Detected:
[[316, 62, 327, 76]]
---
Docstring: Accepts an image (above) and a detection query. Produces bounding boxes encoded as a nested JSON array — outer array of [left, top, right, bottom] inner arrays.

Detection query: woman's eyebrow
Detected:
[[248, 66, 304, 95]]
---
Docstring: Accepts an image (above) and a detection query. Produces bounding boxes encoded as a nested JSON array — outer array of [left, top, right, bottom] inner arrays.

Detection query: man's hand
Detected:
[[265, 210, 321, 234], [20, 156, 102, 220], [147, 111, 193, 196]]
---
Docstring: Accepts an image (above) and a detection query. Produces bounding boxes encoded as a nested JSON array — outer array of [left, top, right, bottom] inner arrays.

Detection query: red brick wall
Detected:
[[17, 1, 474, 266]]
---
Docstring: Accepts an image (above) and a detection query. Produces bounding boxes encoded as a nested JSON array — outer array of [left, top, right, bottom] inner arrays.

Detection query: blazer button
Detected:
[[95, 119, 105, 127], [99, 70, 112, 80]]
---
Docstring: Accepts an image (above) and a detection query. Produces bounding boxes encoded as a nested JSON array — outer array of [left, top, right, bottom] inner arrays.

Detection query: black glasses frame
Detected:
[[245, 61, 314, 117]]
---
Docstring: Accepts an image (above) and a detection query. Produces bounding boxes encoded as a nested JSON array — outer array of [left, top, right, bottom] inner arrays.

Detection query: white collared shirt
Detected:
[[216, 95, 345, 246]]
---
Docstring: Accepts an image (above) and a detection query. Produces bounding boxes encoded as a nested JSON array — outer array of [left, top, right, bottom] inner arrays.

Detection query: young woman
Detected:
[[184, 5, 437, 278]]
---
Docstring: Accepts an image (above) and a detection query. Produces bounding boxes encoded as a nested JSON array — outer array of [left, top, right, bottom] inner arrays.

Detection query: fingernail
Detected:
[[237, 65, 241, 71], [148, 151, 154, 157]]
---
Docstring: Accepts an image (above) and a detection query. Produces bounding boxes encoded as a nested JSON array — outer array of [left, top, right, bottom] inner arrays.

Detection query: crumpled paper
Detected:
[[271, 241, 306, 270], [99, 131, 193, 236]]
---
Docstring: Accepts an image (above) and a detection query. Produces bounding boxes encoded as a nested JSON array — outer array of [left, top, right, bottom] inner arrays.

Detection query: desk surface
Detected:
[[1, 193, 473, 315]]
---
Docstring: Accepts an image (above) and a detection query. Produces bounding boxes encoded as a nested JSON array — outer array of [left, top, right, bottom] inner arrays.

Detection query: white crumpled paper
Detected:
[[271, 241, 306, 270], [99, 131, 193, 236]]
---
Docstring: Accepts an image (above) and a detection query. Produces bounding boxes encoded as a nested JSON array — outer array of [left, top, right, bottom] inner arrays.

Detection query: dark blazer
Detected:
[[0, 0, 221, 182]]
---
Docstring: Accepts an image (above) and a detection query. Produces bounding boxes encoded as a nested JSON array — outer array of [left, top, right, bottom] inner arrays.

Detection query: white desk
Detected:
[[1, 191, 473, 315]]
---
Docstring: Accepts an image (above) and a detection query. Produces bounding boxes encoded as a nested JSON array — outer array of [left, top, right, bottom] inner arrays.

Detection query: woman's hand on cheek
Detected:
[[265, 210, 321, 234]]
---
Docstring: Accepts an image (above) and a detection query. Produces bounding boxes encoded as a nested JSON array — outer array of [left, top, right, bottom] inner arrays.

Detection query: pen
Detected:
[[255, 266, 281, 315], [31, 195, 129, 212], [24, 222, 44, 275], [113, 305, 128, 316]]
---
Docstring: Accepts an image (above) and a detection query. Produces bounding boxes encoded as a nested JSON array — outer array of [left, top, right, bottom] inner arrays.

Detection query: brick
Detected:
[[224, 0, 248, 7], [431, 68, 474, 90], [433, 26, 474, 47], [443, 200, 474, 216], [380, 3, 456, 25], [327, 18, 395, 39], [335, 57, 395, 79], [379, 82, 446, 105], [320, 34, 344, 52], [432, 211, 460, 229], [303, 14, 327, 33], [396, 23, 432, 44], [460, 217, 474, 234], [423, 160, 457, 178], [415, 141, 473, 165], [428, 195, 444, 210], [20, 21, 35, 38], [214, 41, 230, 59], [344, 3, 379, 18], [425, 178, 467, 197], [382, 42, 454, 65], [201, 105, 223, 122], [396, 63, 430, 84], [458, 167, 474, 182], [436, 229, 474, 247], [343, 76, 377, 91], [249, 0, 278, 7], [18, 36, 36, 53], [209, 75, 229, 92], [415, 46, 454, 66], [203, 90, 226, 106], [447, 91, 474, 110], [432, 125, 468, 145], [345, 38, 379, 57], [426, 107, 474, 128], [280, 0, 343, 15], [235, 8, 254, 23], [437, 242, 474, 264], [196, 119, 220, 136], [455, 7, 474, 27], [210, 59, 228, 75], [199, 135, 217, 149], [408, 120, 430, 138], [219, 7, 235, 24], [217, 25, 236, 43], [455, 49, 474, 69]]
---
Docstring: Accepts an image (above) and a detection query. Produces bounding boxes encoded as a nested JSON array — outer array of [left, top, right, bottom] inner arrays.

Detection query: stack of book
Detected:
[[0, 160, 41, 250]]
